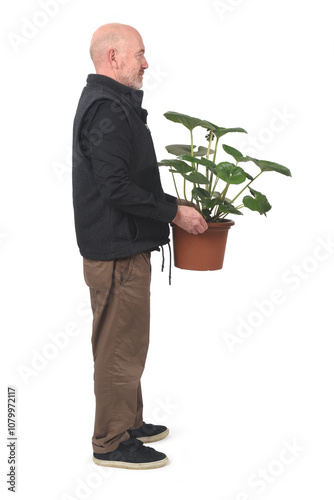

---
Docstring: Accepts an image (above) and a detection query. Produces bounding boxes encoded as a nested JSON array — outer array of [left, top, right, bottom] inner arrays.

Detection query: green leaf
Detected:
[[165, 144, 214, 157], [165, 144, 193, 156], [193, 146, 215, 156], [179, 155, 217, 174], [212, 127, 247, 139], [201, 198, 216, 209], [223, 145, 253, 180], [158, 159, 194, 174], [220, 206, 243, 215], [216, 201, 243, 216], [192, 187, 211, 200], [164, 111, 218, 131], [223, 144, 244, 161], [164, 112, 201, 131], [240, 156, 291, 177], [200, 120, 219, 130], [216, 163, 247, 184], [243, 188, 272, 215], [182, 171, 210, 184], [202, 208, 212, 219]]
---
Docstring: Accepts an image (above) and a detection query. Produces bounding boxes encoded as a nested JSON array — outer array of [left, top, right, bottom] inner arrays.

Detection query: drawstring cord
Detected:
[[160, 243, 172, 285], [168, 242, 172, 285], [161, 245, 165, 272]]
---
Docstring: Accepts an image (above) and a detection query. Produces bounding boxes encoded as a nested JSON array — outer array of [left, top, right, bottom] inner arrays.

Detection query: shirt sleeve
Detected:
[[81, 100, 178, 223], [165, 193, 177, 204]]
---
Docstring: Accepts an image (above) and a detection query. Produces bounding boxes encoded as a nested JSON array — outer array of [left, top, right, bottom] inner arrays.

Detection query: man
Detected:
[[72, 23, 207, 470]]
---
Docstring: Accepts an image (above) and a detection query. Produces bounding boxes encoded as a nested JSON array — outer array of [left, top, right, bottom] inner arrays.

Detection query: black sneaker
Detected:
[[128, 422, 169, 443], [93, 438, 168, 470]]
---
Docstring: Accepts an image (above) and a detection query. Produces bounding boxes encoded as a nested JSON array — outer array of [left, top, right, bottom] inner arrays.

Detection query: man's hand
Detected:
[[172, 205, 208, 235]]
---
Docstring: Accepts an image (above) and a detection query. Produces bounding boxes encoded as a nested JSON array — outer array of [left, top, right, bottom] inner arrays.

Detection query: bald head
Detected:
[[90, 23, 133, 68], [89, 23, 149, 89]]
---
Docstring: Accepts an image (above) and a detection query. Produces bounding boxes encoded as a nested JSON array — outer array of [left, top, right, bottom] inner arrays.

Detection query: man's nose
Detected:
[[143, 57, 149, 69]]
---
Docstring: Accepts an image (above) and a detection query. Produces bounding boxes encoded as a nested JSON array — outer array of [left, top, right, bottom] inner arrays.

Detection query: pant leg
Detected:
[[131, 382, 144, 430], [83, 252, 151, 454]]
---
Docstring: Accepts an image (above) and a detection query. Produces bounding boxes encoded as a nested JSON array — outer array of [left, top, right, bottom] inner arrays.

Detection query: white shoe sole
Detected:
[[92, 455, 168, 470]]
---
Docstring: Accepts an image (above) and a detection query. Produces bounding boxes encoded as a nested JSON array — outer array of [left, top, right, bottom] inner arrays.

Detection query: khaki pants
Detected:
[[83, 252, 151, 454]]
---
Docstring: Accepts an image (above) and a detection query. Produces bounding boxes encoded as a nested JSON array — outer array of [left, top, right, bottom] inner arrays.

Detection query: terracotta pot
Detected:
[[171, 220, 235, 271]]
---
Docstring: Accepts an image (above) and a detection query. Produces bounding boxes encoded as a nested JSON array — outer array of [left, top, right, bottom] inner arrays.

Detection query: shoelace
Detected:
[[120, 438, 155, 455], [142, 422, 153, 430]]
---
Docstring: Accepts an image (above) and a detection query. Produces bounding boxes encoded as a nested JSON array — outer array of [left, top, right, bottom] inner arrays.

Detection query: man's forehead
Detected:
[[128, 34, 145, 50]]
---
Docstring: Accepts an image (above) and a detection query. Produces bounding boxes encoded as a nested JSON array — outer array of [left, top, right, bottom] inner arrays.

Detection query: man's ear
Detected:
[[108, 48, 118, 69]]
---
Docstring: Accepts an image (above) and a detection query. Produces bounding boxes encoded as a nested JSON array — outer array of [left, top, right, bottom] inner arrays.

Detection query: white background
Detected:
[[1, 0, 333, 499]]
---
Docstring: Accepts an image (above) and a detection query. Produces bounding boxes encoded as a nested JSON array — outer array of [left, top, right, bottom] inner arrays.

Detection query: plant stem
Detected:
[[211, 211, 227, 222], [220, 183, 230, 203], [175, 129, 194, 207], [208, 137, 220, 194], [206, 130, 213, 159], [213, 137, 219, 163], [172, 172, 181, 201], [183, 177, 189, 205], [230, 171, 263, 205], [211, 176, 220, 196]]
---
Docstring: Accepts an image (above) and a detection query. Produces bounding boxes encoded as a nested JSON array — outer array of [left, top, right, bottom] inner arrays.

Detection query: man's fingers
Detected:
[[197, 218, 208, 233], [193, 219, 208, 234], [190, 214, 208, 234], [201, 219, 208, 231], [196, 224, 206, 234], [172, 206, 208, 234]]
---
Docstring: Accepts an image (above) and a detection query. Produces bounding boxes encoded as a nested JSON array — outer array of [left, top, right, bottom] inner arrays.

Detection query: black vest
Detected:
[[72, 74, 173, 260]]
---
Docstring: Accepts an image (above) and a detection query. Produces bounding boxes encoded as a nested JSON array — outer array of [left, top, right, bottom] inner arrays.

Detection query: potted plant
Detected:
[[159, 111, 292, 271]]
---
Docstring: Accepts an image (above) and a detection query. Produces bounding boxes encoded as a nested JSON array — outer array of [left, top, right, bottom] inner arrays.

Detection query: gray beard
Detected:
[[121, 71, 143, 90], [128, 78, 142, 90]]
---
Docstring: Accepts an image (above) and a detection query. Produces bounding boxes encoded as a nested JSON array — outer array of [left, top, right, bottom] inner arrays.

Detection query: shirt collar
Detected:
[[86, 73, 144, 109]]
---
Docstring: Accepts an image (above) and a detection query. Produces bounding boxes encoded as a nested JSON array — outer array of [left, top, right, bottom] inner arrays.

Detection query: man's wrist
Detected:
[[155, 199, 178, 223]]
